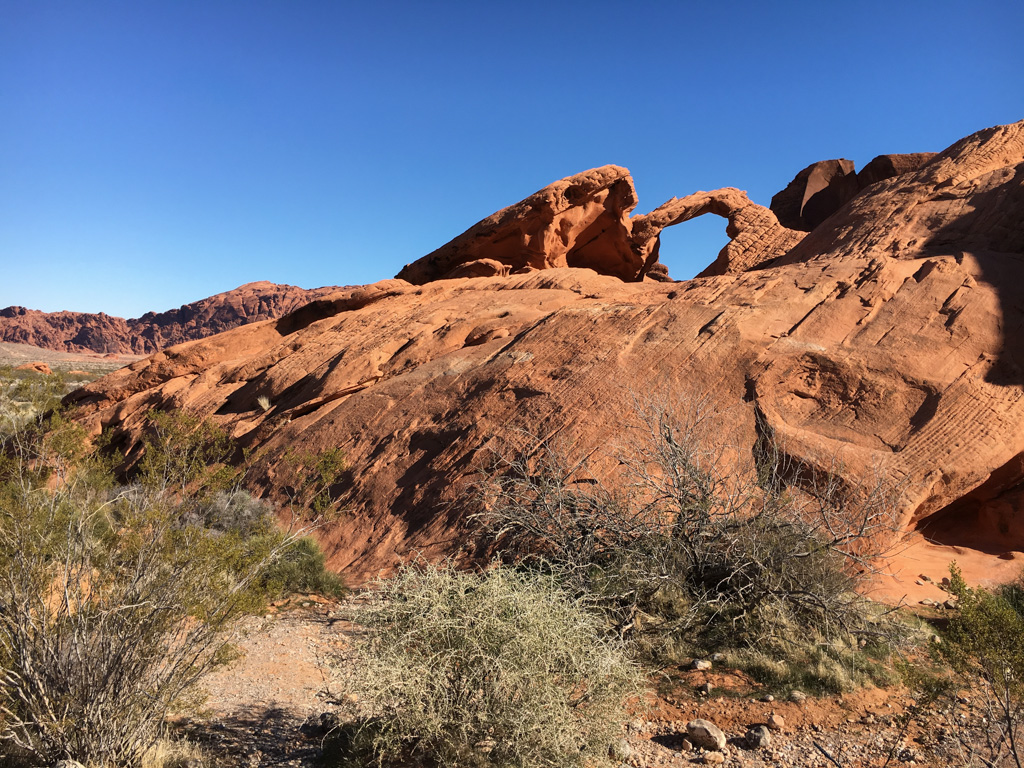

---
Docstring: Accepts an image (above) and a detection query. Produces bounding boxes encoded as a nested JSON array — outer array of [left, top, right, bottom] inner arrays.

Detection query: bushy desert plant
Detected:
[[136, 408, 238, 496], [337, 562, 641, 768], [184, 486, 276, 535], [933, 563, 1024, 767], [0, 391, 343, 766], [0, 466, 300, 766], [477, 394, 905, 690], [261, 534, 346, 599], [0, 368, 66, 437], [183, 488, 346, 598], [281, 446, 347, 517]]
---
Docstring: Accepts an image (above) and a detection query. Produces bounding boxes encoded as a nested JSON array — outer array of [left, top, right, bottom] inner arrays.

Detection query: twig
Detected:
[[813, 739, 843, 768]]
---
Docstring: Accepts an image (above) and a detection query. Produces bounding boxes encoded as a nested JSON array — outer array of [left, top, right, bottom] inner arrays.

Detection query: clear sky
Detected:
[[2, 1, 1022, 318]]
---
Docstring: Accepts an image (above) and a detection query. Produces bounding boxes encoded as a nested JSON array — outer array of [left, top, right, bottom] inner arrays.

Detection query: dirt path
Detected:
[[183, 597, 353, 767]]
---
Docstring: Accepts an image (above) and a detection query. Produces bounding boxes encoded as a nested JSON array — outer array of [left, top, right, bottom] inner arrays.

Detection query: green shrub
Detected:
[[137, 409, 238, 495], [0, 367, 67, 438], [281, 446, 347, 517], [337, 562, 641, 768], [261, 535, 346, 599], [0, 392, 336, 765], [187, 487, 276, 536], [934, 563, 1024, 767], [0, 477, 295, 766]]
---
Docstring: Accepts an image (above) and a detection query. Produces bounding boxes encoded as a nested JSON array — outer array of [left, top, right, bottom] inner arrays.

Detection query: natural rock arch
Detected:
[[629, 188, 806, 278]]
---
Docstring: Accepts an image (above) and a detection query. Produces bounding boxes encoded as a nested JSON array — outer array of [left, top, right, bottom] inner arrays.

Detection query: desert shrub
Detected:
[[180, 490, 344, 598], [933, 563, 1024, 767], [260, 534, 346, 599], [0, 392, 334, 766], [478, 395, 905, 691], [139, 736, 207, 768], [281, 446, 347, 517], [336, 562, 641, 768], [185, 487, 276, 536], [136, 408, 239, 496], [0, 367, 67, 416], [0, 460, 304, 767]]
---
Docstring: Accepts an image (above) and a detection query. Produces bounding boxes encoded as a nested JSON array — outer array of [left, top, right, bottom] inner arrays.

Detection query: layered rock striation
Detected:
[[66, 121, 1024, 593]]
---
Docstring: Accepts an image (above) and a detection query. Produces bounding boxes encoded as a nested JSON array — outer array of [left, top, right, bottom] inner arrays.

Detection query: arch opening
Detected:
[[654, 212, 732, 281]]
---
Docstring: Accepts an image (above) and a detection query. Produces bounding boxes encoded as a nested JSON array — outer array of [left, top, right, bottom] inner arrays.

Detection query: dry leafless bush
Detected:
[[476, 393, 907, 688]]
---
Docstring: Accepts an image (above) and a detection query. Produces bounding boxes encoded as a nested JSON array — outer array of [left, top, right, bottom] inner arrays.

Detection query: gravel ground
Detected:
[[180, 597, 991, 768]]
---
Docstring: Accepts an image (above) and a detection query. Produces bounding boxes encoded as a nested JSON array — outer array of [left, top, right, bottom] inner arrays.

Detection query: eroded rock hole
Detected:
[[655, 213, 731, 280]]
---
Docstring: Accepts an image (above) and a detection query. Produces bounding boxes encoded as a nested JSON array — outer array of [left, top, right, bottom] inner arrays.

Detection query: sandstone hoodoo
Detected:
[[66, 120, 1024, 595], [0, 281, 346, 355]]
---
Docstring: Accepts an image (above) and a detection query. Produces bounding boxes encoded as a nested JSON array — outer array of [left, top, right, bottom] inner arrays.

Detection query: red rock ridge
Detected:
[[0, 281, 347, 355], [397, 150, 937, 286]]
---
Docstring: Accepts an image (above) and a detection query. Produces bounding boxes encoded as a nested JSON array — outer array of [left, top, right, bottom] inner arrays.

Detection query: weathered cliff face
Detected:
[[66, 121, 1024, 597], [0, 282, 345, 355]]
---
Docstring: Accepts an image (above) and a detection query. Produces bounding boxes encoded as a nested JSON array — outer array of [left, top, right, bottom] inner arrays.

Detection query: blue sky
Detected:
[[2, 1, 1022, 318]]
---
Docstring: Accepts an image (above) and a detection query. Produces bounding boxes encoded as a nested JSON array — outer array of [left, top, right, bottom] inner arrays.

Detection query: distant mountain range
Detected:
[[0, 281, 346, 355]]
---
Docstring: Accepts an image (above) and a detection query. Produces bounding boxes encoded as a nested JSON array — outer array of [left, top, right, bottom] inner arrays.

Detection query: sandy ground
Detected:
[[866, 531, 1024, 605], [0, 340, 140, 373]]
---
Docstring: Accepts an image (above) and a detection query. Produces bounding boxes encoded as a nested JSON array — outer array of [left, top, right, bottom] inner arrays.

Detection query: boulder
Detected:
[[771, 159, 859, 231], [15, 361, 52, 375], [771, 152, 940, 233], [745, 725, 772, 748], [857, 152, 937, 189], [686, 719, 727, 751]]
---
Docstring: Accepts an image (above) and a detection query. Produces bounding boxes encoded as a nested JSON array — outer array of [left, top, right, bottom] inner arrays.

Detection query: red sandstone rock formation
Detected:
[[398, 169, 805, 283], [15, 361, 52, 375], [0, 282, 345, 355], [857, 152, 937, 189], [0, 308, 132, 355], [770, 153, 939, 232], [396, 166, 643, 284], [66, 121, 1024, 598], [629, 188, 805, 277], [771, 159, 859, 231]]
